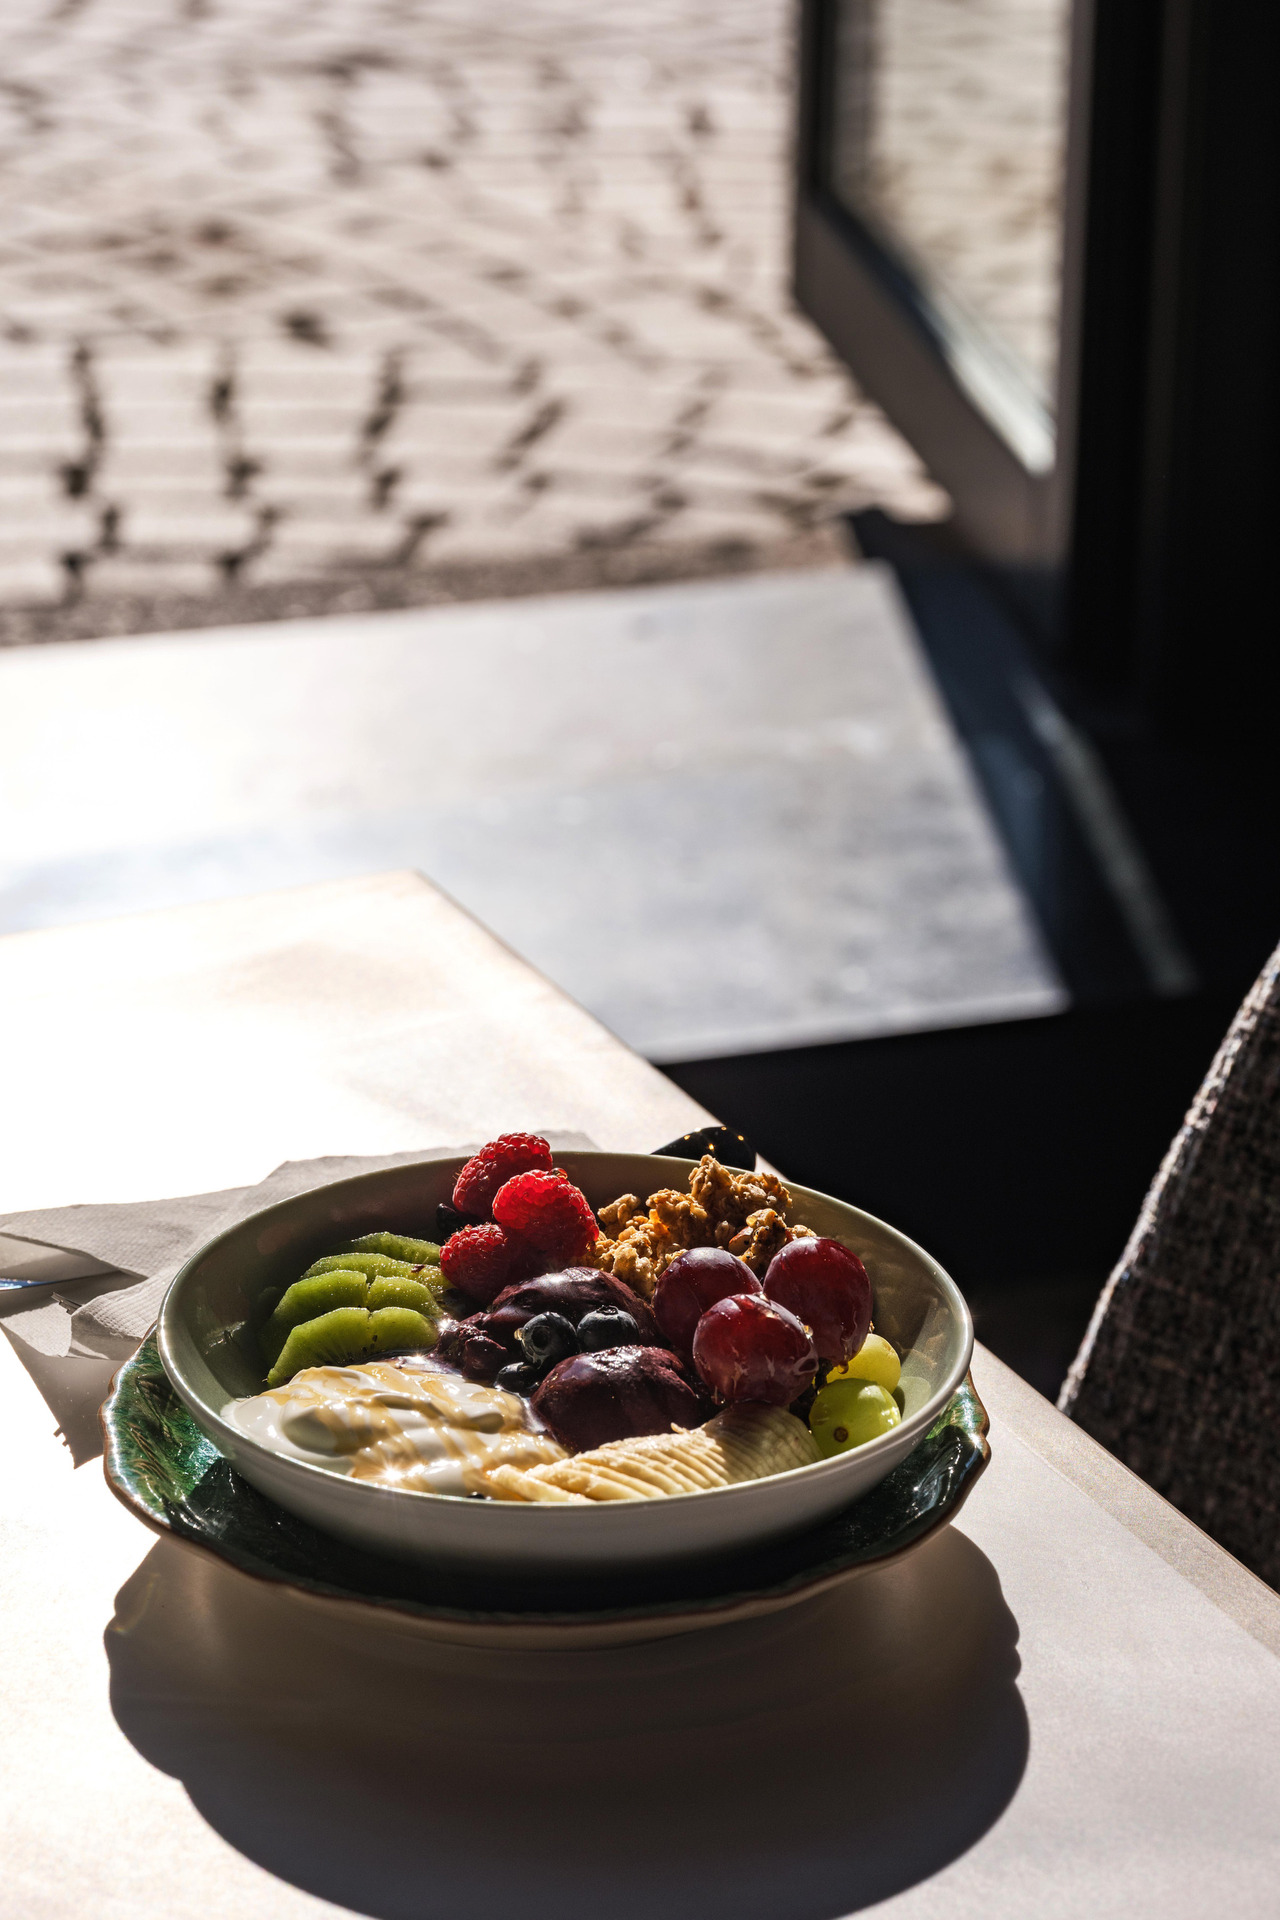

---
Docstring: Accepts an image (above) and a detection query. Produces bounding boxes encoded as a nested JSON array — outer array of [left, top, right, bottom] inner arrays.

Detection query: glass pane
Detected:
[[827, 0, 1072, 462]]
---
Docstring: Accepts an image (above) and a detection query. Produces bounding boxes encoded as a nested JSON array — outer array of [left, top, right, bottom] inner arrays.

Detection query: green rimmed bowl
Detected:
[[103, 1333, 989, 1648], [152, 1152, 977, 1576]]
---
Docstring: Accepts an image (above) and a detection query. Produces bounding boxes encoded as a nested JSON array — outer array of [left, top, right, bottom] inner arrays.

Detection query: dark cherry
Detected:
[[439, 1325, 507, 1383], [762, 1237, 872, 1364], [691, 1292, 818, 1407], [653, 1246, 761, 1356], [532, 1345, 708, 1452], [576, 1307, 641, 1352]]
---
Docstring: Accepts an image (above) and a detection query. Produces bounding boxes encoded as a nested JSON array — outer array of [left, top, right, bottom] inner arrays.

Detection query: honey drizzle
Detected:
[[248, 1359, 566, 1493]]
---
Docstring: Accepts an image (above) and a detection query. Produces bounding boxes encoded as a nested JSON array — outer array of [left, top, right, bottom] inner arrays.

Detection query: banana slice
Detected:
[[480, 1403, 819, 1503]]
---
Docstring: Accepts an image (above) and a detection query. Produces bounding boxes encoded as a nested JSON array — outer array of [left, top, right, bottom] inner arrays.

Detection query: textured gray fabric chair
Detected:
[[1060, 941, 1280, 1589]]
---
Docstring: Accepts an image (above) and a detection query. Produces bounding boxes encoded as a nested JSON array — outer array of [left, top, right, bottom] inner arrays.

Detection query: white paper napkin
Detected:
[[0, 1133, 595, 1364]]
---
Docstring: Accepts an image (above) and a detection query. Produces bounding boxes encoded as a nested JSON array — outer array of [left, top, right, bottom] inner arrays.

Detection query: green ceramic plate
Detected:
[[103, 1334, 990, 1648]]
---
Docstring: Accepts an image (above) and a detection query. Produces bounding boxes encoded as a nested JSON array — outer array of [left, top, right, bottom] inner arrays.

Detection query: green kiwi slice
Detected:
[[364, 1306, 437, 1356], [259, 1271, 369, 1368], [346, 1231, 441, 1265], [267, 1307, 375, 1388], [264, 1303, 440, 1388], [302, 1252, 426, 1283], [365, 1276, 438, 1314]]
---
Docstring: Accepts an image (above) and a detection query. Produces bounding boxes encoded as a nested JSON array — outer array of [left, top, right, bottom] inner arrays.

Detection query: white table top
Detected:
[[2, 873, 1278, 1920]]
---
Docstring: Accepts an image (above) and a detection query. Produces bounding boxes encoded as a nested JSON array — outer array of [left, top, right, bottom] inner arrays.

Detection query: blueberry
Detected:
[[576, 1307, 641, 1352], [516, 1311, 579, 1371], [436, 1201, 479, 1241], [494, 1361, 542, 1396]]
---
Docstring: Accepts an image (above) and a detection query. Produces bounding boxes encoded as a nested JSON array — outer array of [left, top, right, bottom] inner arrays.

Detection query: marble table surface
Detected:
[[1, 872, 1278, 1920]]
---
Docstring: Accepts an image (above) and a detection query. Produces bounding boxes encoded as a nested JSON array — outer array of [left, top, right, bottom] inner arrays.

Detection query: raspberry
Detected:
[[492, 1169, 598, 1264], [440, 1223, 525, 1304], [452, 1133, 554, 1218]]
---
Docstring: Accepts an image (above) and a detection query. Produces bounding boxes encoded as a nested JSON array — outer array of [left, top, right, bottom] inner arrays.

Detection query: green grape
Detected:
[[809, 1378, 901, 1458], [826, 1331, 900, 1394]]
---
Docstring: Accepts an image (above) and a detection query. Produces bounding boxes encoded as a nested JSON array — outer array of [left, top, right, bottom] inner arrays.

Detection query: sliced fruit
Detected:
[[488, 1403, 817, 1503], [827, 1331, 900, 1394], [347, 1231, 441, 1264], [302, 1252, 434, 1283], [259, 1272, 369, 1367], [365, 1276, 439, 1314], [808, 1378, 900, 1458], [364, 1306, 437, 1356], [267, 1307, 376, 1387]]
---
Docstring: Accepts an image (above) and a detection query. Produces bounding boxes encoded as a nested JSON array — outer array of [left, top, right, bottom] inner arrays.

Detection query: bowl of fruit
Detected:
[[156, 1136, 973, 1573]]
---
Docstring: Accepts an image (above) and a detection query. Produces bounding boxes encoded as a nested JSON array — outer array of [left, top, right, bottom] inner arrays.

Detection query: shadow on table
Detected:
[[106, 1523, 1028, 1919], [0, 1327, 118, 1466]]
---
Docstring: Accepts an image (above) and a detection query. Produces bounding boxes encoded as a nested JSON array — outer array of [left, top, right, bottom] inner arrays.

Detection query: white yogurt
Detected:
[[226, 1356, 566, 1497]]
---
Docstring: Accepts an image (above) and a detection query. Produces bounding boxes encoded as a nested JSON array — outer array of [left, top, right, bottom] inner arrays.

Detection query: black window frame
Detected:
[[794, 0, 1280, 740]]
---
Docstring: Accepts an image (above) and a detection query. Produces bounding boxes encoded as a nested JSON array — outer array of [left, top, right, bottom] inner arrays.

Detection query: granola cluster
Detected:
[[591, 1154, 815, 1299]]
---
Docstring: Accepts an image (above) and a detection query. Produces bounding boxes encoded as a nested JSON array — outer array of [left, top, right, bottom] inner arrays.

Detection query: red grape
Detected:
[[653, 1247, 760, 1356], [691, 1292, 818, 1406], [762, 1237, 872, 1364]]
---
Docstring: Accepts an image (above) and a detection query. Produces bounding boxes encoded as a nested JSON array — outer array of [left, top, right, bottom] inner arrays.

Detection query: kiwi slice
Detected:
[[302, 1252, 425, 1283], [364, 1306, 437, 1356], [267, 1307, 376, 1388], [347, 1231, 441, 1265], [366, 1276, 438, 1314], [259, 1271, 369, 1367]]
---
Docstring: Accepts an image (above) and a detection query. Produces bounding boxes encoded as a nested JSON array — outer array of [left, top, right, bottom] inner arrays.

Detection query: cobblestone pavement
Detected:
[[832, 0, 1067, 408], [0, 0, 945, 643]]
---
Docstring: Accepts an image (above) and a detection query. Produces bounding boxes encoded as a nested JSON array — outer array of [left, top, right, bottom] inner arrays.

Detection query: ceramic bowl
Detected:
[[103, 1335, 989, 1649], [157, 1151, 973, 1574]]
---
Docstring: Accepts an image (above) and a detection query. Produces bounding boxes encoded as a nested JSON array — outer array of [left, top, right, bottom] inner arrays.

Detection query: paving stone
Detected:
[[0, 509, 100, 550], [261, 519, 410, 563], [0, 559, 64, 602], [117, 509, 259, 552], [97, 445, 227, 485], [81, 558, 219, 598], [0, 0, 948, 639]]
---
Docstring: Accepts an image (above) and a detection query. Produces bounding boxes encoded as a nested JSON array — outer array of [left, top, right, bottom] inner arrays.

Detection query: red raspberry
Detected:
[[452, 1133, 554, 1218], [440, 1223, 525, 1304], [492, 1169, 598, 1264]]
